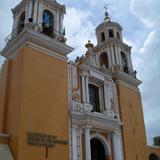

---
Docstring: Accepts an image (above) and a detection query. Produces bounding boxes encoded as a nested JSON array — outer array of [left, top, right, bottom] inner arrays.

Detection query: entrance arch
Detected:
[[149, 153, 159, 160], [91, 138, 109, 160]]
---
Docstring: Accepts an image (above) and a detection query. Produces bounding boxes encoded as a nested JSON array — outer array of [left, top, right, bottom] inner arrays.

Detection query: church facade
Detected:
[[0, 0, 160, 160]]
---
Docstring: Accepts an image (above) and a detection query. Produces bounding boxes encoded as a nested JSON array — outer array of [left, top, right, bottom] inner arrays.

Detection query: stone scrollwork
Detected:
[[72, 101, 84, 112], [84, 103, 93, 112], [72, 101, 93, 113]]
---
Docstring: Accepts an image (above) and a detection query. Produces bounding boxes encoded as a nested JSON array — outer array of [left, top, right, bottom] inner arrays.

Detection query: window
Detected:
[[117, 32, 120, 39], [42, 10, 54, 37], [100, 52, 109, 69], [101, 32, 105, 42], [109, 29, 114, 38], [121, 51, 129, 73], [89, 84, 100, 112], [17, 11, 25, 35]]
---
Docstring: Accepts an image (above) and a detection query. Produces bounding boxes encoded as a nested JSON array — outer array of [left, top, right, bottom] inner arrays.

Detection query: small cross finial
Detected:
[[105, 1, 108, 12], [104, 1, 110, 21]]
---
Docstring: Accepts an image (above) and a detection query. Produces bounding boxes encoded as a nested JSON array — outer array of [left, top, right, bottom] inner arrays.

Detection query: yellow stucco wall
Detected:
[[0, 46, 69, 160], [117, 83, 148, 160]]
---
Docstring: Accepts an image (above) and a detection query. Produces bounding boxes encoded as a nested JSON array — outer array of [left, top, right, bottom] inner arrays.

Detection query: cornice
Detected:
[[96, 21, 122, 32], [93, 40, 131, 53], [71, 111, 122, 131], [12, 0, 66, 14], [79, 64, 112, 81], [0, 29, 74, 59], [113, 72, 142, 88]]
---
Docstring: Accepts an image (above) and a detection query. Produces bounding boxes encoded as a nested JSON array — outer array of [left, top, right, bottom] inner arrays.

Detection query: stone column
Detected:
[[72, 127, 77, 160], [104, 81, 109, 110], [85, 128, 91, 160], [104, 81, 111, 110], [82, 75, 86, 103], [33, 1, 38, 24], [27, 1, 33, 21], [127, 53, 133, 70], [113, 131, 123, 160], [86, 76, 89, 103]]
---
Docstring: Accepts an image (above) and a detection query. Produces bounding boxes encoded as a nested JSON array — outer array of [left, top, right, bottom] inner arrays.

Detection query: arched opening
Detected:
[[101, 32, 105, 42], [42, 9, 54, 37], [149, 153, 159, 160], [109, 29, 114, 38], [91, 138, 107, 160], [121, 51, 129, 73], [117, 32, 120, 39], [100, 52, 109, 69], [17, 11, 25, 35], [89, 84, 100, 112]]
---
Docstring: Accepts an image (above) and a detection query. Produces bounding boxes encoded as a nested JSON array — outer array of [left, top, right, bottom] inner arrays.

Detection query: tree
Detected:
[[153, 136, 160, 147]]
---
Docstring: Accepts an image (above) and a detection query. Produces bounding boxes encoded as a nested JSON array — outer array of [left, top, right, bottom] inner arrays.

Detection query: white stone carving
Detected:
[[72, 101, 93, 113]]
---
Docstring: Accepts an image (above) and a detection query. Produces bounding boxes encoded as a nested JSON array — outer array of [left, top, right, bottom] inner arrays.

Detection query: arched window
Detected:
[[149, 153, 159, 160], [17, 11, 25, 35], [121, 51, 129, 73], [109, 29, 114, 38], [91, 138, 107, 160], [117, 32, 120, 39], [42, 10, 54, 37], [89, 84, 100, 112], [101, 32, 105, 42], [100, 52, 109, 69]]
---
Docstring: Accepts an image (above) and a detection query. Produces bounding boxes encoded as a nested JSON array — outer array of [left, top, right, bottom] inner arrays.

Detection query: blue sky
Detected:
[[0, 0, 160, 145]]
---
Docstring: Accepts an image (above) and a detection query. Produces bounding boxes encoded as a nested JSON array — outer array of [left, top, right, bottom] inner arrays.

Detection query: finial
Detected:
[[85, 40, 94, 49], [104, 1, 110, 21]]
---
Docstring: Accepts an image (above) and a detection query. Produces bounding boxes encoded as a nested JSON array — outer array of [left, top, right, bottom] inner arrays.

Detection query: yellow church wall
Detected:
[[0, 62, 9, 132], [0, 49, 25, 159], [0, 45, 69, 160], [17, 46, 69, 160], [117, 83, 148, 160]]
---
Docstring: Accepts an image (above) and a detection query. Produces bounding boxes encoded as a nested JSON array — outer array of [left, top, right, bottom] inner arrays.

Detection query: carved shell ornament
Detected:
[[72, 92, 80, 102]]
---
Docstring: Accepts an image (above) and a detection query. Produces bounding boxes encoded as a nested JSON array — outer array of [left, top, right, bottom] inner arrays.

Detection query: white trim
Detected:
[[85, 128, 91, 160], [113, 131, 124, 160], [72, 127, 78, 160]]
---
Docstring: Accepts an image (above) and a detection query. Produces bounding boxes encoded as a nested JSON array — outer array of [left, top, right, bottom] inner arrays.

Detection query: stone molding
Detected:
[[71, 111, 122, 132], [1, 28, 73, 59]]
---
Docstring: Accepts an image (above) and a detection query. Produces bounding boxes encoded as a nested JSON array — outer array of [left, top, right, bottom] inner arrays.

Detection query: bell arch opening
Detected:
[[121, 51, 129, 73], [100, 52, 109, 69], [17, 11, 25, 35], [91, 138, 108, 160], [42, 9, 54, 37]]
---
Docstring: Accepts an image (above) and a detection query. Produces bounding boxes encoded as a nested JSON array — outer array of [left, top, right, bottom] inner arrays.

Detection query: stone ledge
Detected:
[[0, 134, 10, 144]]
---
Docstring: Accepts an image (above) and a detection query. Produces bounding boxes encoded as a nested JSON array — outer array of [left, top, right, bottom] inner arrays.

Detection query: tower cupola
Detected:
[[96, 4, 123, 45], [94, 5, 137, 79]]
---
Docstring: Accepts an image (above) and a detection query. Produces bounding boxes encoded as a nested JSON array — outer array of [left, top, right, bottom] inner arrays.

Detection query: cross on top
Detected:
[[105, 1, 109, 12], [104, 1, 110, 21]]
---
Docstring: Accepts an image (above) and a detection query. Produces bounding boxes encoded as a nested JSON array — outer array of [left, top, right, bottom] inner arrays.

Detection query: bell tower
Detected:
[[11, 0, 66, 42], [95, 7, 134, 77], [0, 0, 73, 160], [92, 6, 148, 160]]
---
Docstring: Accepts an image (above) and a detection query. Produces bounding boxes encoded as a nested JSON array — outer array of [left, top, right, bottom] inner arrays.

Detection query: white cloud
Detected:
[[131, 0, 160, 28], [130, 0, 160, 144], [64, 7, 96, 60]]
